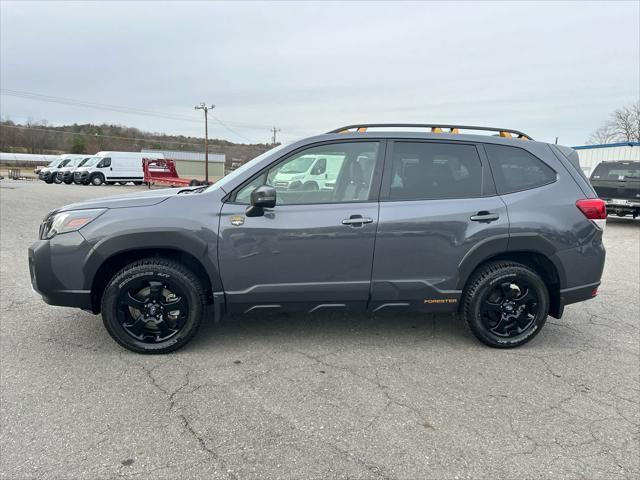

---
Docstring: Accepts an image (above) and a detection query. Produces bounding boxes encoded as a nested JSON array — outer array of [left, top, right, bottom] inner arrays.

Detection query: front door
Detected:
[[218, 140, 384, 314]]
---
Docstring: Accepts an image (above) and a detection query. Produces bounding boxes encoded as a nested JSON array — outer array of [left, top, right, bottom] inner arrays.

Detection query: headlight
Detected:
[[40, 209, 106, 239]]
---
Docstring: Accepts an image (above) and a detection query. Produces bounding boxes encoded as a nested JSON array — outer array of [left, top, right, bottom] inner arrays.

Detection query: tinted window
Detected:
[[233, 142, 380, 205], [591, 162, 640, 180], [388, 142, 483, 200], [98, 158, 111, 168], [485, 144, 556, 194]]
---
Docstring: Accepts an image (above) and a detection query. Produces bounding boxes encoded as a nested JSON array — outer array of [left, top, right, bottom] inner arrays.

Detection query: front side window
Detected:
[[485, 144, 556, 194], [388, 142, 483, 200], [233, 142, 380, 205], [98, 157, 111, 168]]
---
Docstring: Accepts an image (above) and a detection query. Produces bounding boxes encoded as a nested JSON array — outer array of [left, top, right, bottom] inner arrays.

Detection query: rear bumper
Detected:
[[560, 282, 600, 307]]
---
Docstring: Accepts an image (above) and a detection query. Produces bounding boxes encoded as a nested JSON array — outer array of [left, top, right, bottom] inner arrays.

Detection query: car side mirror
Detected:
[[246, 185, 276, 217]]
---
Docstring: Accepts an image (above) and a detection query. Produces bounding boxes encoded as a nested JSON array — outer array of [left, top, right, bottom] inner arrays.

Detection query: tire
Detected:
[[53, 175, 62, 184], [45, 178, 54, 184], [90, 173, 105, 186], [101, 258, 207, 354], [64, 178, 73, 184], [303, 181, 319, 191], [133, 181, 143, 186], [189, 179, 201, 186], [118, 181, 128, 185], [462, 261, 549, 348]]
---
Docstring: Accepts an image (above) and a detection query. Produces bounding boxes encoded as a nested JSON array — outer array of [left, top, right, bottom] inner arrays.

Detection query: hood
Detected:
[[58, 187, 188, 212]]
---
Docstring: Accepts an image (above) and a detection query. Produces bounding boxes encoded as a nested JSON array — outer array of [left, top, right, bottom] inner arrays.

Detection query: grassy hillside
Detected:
[[0, 120, 274, 163]]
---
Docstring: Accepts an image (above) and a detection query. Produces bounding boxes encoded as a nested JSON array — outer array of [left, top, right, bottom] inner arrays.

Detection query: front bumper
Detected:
[[28, 232, 93, 310], [74, 171, 90, 184], [38, 171, 52, 182]]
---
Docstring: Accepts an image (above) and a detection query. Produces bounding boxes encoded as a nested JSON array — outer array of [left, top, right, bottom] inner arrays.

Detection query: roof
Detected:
[[142, 149, 225, 163]]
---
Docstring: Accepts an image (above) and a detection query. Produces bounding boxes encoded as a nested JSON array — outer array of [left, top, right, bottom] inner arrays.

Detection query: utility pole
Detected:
[[271, 127, 281, 146], [194, 102, 215, 183]]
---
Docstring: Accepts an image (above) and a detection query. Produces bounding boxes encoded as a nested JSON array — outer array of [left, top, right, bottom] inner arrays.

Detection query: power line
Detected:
[[0, 123, 205, 147], [0, 88, 274, 142]]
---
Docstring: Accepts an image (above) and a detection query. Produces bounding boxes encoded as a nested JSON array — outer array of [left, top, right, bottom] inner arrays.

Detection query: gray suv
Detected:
[[29, 124, 607, 354]]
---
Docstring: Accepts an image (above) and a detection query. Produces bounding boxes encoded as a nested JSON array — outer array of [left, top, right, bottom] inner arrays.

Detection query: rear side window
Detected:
[[485, 144, 556, 194], [388, 142, 483, 200]]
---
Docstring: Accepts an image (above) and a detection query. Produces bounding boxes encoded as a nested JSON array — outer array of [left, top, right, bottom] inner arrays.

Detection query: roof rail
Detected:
[[329, 124, 533, 140]]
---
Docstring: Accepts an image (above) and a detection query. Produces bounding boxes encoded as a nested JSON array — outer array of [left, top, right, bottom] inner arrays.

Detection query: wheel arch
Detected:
[[85, 232, 221, 313], [459, 249, 564, 319]]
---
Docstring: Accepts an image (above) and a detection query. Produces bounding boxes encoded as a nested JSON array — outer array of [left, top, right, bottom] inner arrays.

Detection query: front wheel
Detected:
[[462, 261, 549, 348], [53, 175, 62, 184], [90, 174, 104, 186], [101, 258, 207, 354]]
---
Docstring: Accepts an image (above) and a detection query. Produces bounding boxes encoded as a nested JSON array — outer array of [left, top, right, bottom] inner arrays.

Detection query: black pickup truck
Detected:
[[590, 160, 640, 218]]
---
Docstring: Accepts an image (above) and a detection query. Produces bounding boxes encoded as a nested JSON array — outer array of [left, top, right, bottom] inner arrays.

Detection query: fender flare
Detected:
[[456, 233, 567, 290], [82, 228, 223, 292]]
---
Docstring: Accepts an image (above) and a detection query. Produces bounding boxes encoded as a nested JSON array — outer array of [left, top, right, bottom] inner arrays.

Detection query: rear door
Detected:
[[218, 140, 384, 314], [370, 140, 509, 312]]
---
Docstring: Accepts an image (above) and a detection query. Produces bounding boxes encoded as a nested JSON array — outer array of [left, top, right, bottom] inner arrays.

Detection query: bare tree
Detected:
[[587, 124, 618, 145], [587, 102, 640, 144]]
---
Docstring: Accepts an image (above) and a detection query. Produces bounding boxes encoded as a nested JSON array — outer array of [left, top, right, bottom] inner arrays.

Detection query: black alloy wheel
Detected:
[[463, 261, 549, 348], [101, 258, 207, 353]]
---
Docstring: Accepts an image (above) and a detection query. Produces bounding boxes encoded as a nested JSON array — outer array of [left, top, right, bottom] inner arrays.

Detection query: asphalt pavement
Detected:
[[1, 180, 638, 479]]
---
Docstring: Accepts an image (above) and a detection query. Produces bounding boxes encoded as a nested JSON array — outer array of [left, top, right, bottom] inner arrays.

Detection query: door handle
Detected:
[[342, 215, 373, 226], [470, 211, 499, 222]]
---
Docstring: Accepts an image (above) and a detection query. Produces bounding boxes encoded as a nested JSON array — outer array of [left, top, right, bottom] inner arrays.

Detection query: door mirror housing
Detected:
[[247, 185, 276, 216]]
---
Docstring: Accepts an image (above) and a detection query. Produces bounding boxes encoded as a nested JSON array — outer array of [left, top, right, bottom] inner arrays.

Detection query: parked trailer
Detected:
[[142, 158, 203, 188]]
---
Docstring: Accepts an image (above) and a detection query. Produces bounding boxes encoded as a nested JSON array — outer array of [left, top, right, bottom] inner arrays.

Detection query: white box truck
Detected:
[[73, 151, 164, 185]]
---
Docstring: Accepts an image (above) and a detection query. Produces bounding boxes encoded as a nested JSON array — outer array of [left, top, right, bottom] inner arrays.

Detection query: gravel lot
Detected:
[[1, 180, 638, 480]]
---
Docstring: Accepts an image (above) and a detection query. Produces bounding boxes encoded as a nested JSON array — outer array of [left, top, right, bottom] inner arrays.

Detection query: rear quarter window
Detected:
[[485, 144, 556, 194]]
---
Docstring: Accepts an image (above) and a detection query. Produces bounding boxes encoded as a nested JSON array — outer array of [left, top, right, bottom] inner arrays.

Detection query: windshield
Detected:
[[592, 162, 640, 180], [279, 156, 314, 174], [77, 157, 90, 167], [83, 156, 102, 167], [58, 159, 71, 167], [47, 159, 60, 167], [66, 158, 83, 168], [210, 144, 289, 192]]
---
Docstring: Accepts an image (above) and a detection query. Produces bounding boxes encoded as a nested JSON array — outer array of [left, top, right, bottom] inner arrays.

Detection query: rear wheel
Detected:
[[133, 181, 143, 186], [90, 173, 105, 186], [101, 258, 207, 354], [462, 261, 549, 348]]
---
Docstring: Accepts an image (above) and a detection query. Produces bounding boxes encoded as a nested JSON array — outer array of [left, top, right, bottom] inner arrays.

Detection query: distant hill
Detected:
[[0, 120, 274, 163]]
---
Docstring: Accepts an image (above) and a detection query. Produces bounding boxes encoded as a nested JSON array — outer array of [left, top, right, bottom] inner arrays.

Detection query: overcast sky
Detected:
[[1, 1, 638, 146]]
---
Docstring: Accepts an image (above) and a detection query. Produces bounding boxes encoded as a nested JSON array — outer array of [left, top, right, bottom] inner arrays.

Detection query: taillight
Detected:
[[576, 198, 607, 230]]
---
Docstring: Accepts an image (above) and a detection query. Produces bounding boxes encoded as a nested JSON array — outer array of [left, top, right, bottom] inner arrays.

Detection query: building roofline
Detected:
[[572, 142, 640, 150]]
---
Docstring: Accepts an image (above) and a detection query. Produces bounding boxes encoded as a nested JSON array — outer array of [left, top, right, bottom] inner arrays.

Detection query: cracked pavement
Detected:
[[1, 181, 638, 479]]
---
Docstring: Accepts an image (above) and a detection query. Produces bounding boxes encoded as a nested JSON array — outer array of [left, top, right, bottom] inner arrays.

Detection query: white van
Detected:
[[271, 154, 345, 191], [38, 154, 87, 184], [55, 156, 93, 184], [73, 151, 164, 185]]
